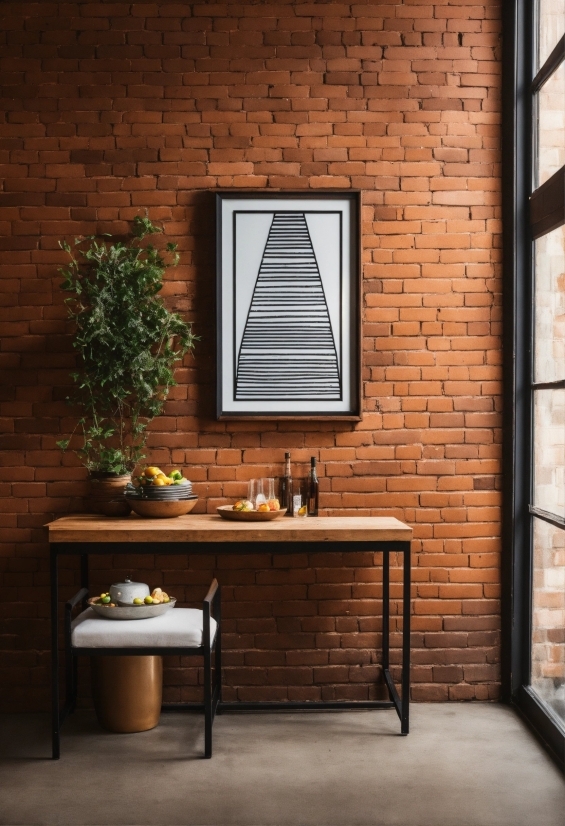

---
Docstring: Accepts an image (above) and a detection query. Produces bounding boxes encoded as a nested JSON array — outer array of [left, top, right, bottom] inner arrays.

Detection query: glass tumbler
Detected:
[[292, 478, 308, 517], [247, 478, 260, 508], [261, 477, 275, 505]]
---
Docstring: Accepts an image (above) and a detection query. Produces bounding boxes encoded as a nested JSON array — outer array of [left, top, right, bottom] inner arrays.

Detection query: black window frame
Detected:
[[503, 0, 565, 771]]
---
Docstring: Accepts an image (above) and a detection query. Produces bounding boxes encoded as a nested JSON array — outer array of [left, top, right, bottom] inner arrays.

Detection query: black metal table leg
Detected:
[[382, 547, 390, 671], [80, 553, 89, 594], [50, 546, 60, 759], [76, 552, 89, 710], [204, 646, 212, 758], [401, 541, 411, 735]]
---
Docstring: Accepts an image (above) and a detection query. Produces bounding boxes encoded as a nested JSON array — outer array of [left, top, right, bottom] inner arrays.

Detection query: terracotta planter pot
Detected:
[[88, 472, 131, 516], [92, 655, 163, 733]]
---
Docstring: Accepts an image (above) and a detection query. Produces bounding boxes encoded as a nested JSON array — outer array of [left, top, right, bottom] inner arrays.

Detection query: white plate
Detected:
[[87, 597, 176, 620]]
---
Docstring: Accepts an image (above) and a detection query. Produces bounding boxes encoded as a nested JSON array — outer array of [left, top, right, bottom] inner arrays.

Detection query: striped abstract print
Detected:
[[235, 212, 341, 401]]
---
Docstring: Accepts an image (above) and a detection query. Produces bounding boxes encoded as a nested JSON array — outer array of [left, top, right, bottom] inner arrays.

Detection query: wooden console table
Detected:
[[48, 513, 412, 756]]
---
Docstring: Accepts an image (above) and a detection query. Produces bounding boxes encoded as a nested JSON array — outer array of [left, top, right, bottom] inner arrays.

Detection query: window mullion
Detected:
[[531, 378, 565, 390], [530, 166, 565, 237], [529, 506, 565, 529], [532, 33, 565, 92]]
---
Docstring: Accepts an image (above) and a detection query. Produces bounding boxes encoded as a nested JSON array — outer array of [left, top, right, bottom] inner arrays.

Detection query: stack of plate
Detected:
[[125, 481, 193, 500]]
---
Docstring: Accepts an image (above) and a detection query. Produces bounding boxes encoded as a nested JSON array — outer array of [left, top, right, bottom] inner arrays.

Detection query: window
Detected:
[[529, 5, 565, 730], [504, 0, 565, 768]]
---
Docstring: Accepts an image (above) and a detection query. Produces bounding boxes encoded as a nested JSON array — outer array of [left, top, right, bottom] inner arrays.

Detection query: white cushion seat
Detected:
[[72, 607, 217, 649]]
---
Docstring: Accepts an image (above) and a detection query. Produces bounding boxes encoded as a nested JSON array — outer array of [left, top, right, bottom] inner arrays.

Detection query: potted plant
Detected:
[[57, 215, 195, 513]]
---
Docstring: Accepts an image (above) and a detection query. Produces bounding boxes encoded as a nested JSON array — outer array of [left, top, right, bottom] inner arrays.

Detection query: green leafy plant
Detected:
[[57, 215, 196, 475]]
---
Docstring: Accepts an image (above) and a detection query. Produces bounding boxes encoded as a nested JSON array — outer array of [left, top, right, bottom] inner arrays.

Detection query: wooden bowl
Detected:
[[126, 496, 198, 519], [216, 505, 287, 522]]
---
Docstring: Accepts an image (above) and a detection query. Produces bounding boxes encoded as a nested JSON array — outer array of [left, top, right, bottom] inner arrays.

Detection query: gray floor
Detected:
[[0, 705, 563, 826]]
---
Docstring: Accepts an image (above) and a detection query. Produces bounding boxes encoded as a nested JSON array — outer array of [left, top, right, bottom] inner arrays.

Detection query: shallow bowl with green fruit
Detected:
[[87, 595, 176, 620]]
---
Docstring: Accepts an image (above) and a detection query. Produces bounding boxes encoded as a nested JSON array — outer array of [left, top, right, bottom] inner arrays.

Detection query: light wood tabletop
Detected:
[[46, 513, 412, 544]]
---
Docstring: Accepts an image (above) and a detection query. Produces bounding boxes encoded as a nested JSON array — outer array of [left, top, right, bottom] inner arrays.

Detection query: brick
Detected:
[[0, 0, 503, 712]]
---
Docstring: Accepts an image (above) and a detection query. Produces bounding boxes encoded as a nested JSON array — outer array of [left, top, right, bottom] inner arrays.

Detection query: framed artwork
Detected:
[[216, 191, 361, 420]]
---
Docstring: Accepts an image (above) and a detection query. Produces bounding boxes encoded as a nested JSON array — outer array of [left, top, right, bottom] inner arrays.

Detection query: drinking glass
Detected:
[[292, 478, 308, 517], [249, 477, 277, 509], [261, 477, 275, 503], [247, 478, 260, 507]]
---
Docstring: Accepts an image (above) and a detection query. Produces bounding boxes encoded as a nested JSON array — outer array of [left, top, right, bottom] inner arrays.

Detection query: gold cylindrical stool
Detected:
[[92, 655, 163, 733]]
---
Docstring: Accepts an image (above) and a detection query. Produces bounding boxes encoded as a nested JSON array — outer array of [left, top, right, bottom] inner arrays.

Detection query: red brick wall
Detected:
[[0, 1, 502, 711]]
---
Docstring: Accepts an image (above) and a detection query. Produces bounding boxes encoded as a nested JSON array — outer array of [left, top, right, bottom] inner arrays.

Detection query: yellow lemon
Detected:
[[144, 466, 161, 478]]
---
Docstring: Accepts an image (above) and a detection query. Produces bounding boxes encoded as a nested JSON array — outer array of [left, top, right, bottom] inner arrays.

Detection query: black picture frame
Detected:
[[216, 190, 362, 421]]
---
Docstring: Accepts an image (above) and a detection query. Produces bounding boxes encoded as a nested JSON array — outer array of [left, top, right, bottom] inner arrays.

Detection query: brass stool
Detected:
[[91, 655, 163, 733]]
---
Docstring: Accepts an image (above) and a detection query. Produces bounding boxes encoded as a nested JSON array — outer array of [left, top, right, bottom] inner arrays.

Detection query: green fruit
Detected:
[[144, 595, 153, 605], [101, 595, 111, 604], [133, 597, 143, 605]]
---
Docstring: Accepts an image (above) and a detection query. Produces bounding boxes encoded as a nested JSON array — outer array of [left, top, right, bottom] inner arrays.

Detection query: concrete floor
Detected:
[[0, 705, 563, 826]]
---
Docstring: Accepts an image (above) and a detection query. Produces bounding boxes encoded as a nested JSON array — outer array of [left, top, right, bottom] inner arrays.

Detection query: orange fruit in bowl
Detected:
[[267, 498, 280, 511], [257, 502, 270, 513]]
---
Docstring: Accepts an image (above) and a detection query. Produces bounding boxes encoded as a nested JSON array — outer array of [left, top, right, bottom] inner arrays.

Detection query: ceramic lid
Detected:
[[109, 576, 150, 603]]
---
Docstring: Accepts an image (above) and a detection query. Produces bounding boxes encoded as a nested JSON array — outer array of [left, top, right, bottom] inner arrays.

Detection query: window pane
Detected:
[[531, 517, 565, 724], [537, 60, 565, 187], [534, 223, 565, 383], [538, 0, 565, 68], [533, 389, 565, 517]]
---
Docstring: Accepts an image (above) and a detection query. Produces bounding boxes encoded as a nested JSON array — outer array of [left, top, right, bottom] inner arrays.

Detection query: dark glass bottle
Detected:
[[308, 457, 319, 516], [280, 452, 293, 516]]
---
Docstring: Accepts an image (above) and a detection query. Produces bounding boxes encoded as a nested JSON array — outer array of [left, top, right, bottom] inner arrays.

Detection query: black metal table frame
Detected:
[[51, 539, 411, 758]]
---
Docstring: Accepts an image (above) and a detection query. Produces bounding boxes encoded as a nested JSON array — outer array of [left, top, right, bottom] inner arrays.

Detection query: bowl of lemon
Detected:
[[126, 466, 197, 517]]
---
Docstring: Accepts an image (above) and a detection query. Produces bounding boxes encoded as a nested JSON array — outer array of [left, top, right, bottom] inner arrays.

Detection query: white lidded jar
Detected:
[[109, 577, 150, 605]]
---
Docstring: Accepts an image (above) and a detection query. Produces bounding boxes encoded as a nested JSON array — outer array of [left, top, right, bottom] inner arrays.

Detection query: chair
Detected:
[[56, 579, 221, 759]]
